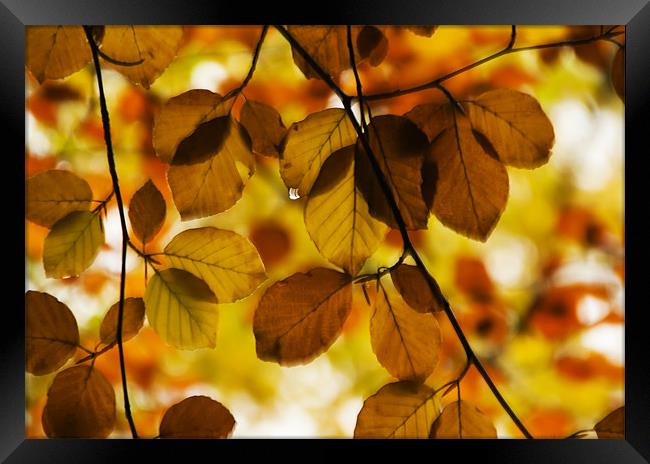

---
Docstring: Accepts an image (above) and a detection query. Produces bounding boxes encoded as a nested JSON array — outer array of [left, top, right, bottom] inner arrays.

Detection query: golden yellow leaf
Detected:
[[356, 115, 430, 230], [239, 100, 287, 157], [153, 89, 234, 164], [167, 117, 255, 220], [390, 264, 444, 313], [43, 211, 105, 278], [26, 26, 91, 83], [26, 169, 93, 228], [371, 282, 441, 381], [354, 381, 440, 438], [26, 290, 79, 375], [465, 89, 555, 168], [594, 406, 624, 438], [128, 179, 166, 244], [406, 26, 438, 37], [253, 268, 352, 365], [99, 297, 146, 346], [611, 48, 624, 101], [429, 400, 497, 438], [428, 109, 509, 241], [42, 365, 115, 438], [304, 146, 388, 276], [287, 26, 387, 79], [160, 396, 235, 438], [164, 227, 266, 303], [100, 26, 183, 88], [280, 108, 356, 196], [144, 268, 218, 350]]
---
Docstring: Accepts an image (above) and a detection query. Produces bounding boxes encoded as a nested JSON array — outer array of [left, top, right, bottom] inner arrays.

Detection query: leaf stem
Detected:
[[276, 24, 533, 438], [84, 26, 139, 439], [360, 27, 623, 102]]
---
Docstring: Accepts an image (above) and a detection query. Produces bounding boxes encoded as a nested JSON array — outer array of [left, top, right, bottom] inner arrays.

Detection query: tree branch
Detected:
[[84, 26, 139, 439], [276, 24, 533, 438], [361, 27, 623, 102], [223, 25, 269, 101]]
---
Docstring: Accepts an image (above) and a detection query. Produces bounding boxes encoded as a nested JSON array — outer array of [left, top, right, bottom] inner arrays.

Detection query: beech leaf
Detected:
[[26, 290, 79, 375], [99, 297, 146, 346], [304, 146, 388, 276], [253, 268, 352, 365], [26, 169, 93, 228], [429, 400, 497, 438], [594, 406, 624, 438], [390, 264, 445, 313], [160, 395, 235, 438], [128, 180, 166, 244], [240, 100, 287, 157], [26, 26, 92, 83]]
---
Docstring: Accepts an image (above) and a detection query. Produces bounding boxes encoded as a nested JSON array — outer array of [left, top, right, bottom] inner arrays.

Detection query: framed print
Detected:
[[3, 0, 649, 461]]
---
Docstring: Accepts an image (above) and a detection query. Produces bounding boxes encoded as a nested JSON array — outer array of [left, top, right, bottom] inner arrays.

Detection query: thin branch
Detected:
[[361, 28, 623, 102], [276, 24, 533, 439], [91, 190, 114, 214], [84, 26, 138, 439], [75, 342, 115, 365], [223, 25, 269, 101], [346, 26, 366, 130]]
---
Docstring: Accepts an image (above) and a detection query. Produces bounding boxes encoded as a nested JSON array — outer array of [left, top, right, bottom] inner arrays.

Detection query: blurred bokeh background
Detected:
[[25, 25, 624, 438]]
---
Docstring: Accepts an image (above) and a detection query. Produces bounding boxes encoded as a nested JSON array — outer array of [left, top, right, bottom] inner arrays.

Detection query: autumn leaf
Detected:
[[153, 89, 234, 164], [370, 282, 442, 381], [464, 89, 555, 168], [167, 117, 255, 220], [594, 406, 624, 438], [26, 169, 93, 228], [406, 26, 438, 37], [287, 26, 388, 79], [43, 211, 105, 278], [427, 107, 509, 241], [239, 100, 287, 157], [253, 268, 352, 365], [611, 48, 624, 101], [99, 297, 146, 346], [128, 180, 166, 244], [354, 381, 440, 438], [280, 108, 356, 196], [429, 400, 497, 438], [390, 264, 445, 313], [356, 115, 430, 230], [26, 26, 92, 83], [100, 26, 183, 88], [304, 146, 388, 276], [164, 227, 266, 303], [159, 396, 235, 438], [26, 291, 79, 375], [144, 268, 219, 350], [42, 365, 115, 438]]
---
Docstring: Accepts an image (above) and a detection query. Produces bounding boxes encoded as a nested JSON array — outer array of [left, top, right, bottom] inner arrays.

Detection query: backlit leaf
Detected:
[[611, 48, 624, 101], [253, 268, 352, 365], [153, 89, 234, 164], [42, 365, 115, 438], [26, 290, 79, 375], [428, 108, 509, 241], [128, 180, 166, 244], [144, 268, 218, 350], [26, 169, 93, 228], [240, 100, 287, 157], [43, 211, 105, 278], [305, 146, 388, 276], [371, 282, 441, 381], [100, 26, 183, 88], [390, 264, 444, 313], [167, 117, 255, 220], [164, 227, 266, 303], [356, 115, 430, 230], [280, 108, 356, 196], [465, 89, 555, 168], [594, 406, 624, 438], [99, 297, 146, 346], [160, 395, 235, 438], [354, 381, 440, 438], [287, 26, 388, 79], [406, 26, 438, 37], [429, 400, 497, 438], [26, 26, 91, 83]]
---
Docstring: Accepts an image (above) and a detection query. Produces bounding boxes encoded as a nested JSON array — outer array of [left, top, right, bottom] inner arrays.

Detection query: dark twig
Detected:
[[223, 25, 269, 101], [276, 25, 533, 438], [84, 26, 139, 439]]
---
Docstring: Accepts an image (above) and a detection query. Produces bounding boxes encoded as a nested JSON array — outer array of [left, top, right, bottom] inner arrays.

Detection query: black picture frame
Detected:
[[3, 0, 649, 462]]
